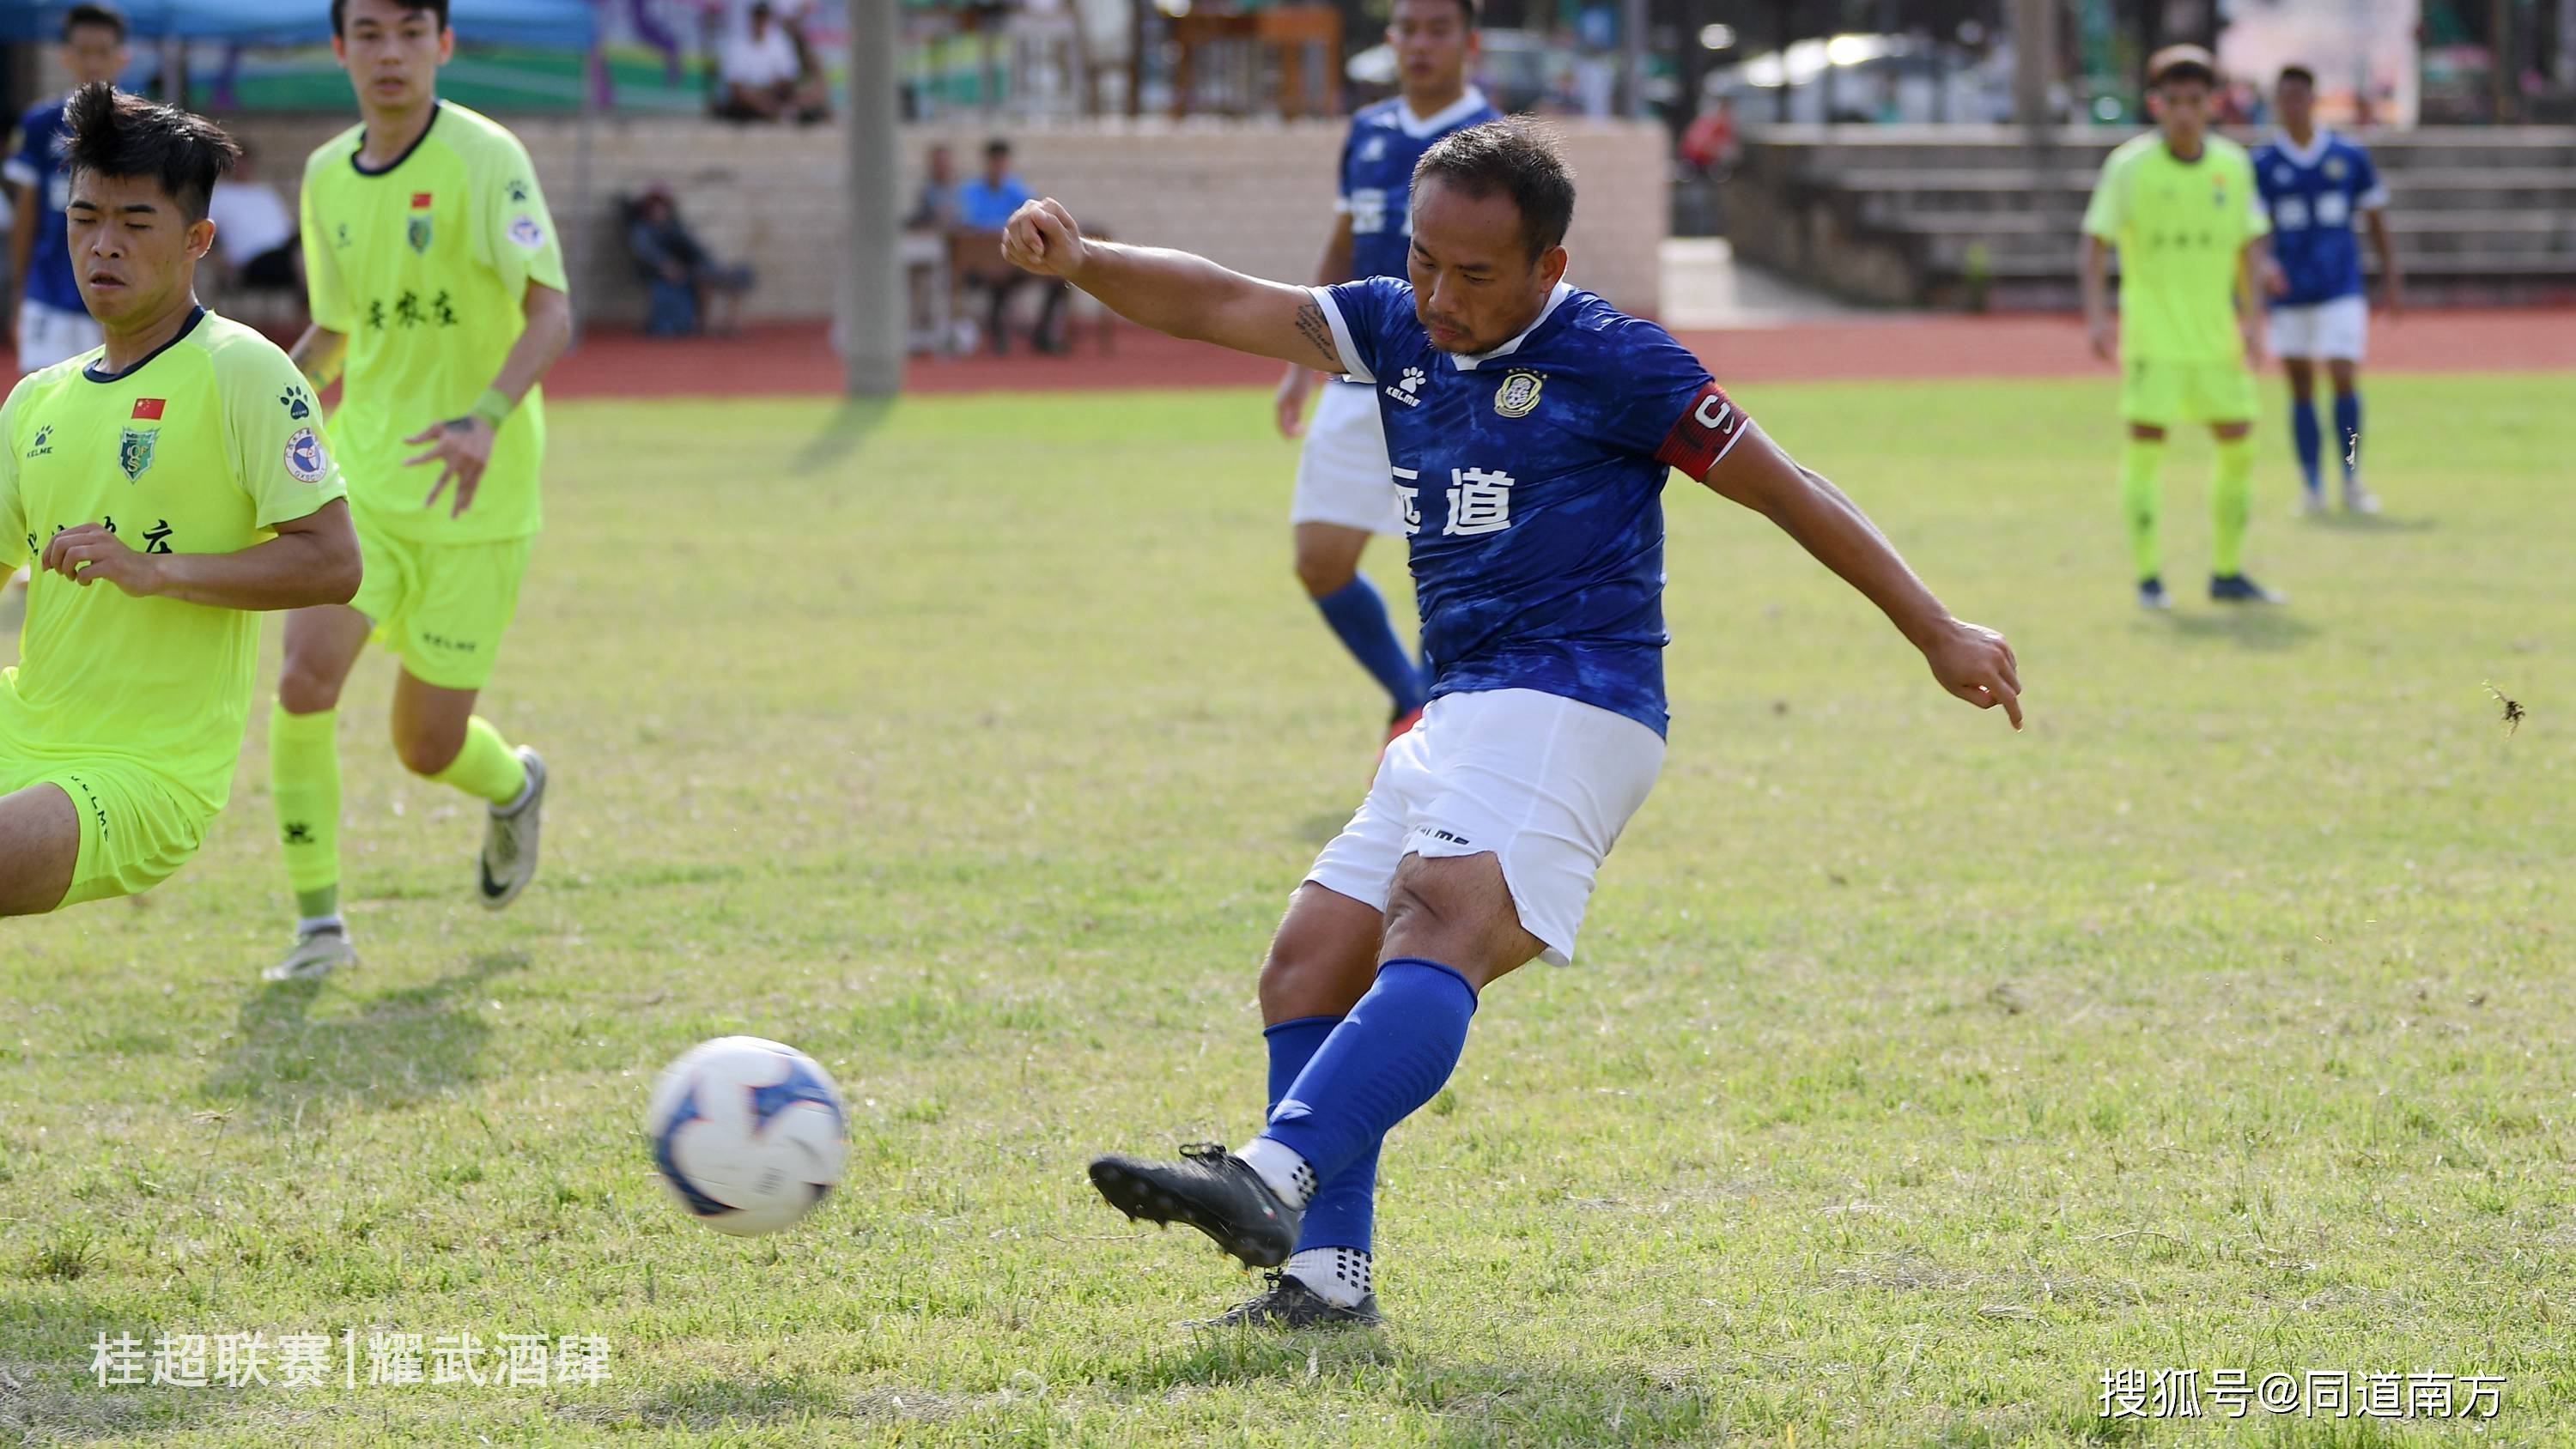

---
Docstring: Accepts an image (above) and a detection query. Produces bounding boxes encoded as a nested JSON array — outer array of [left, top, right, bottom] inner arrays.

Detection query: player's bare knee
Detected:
[[1294, 549, 1358, 598], [276, 663, 343, 716], [393, 725, 465, 779]]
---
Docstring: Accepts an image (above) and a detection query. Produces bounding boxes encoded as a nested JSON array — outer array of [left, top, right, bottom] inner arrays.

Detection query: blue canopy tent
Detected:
[[0, 1, 597, 47]]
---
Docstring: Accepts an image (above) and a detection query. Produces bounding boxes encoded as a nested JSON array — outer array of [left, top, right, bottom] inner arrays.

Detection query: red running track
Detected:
[[11, 309, 2567, 401]]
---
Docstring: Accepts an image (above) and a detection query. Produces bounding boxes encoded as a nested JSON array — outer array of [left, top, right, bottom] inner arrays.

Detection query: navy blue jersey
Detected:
[[1337, 88, 1501, 284], [2251, 130, 2386, 306], [1312, 276, 1752, 737], [4, 98, 86, 313]]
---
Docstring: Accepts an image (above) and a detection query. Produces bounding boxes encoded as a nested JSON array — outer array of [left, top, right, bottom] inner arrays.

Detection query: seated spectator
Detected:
[[627, 183, 756, 337], [205, 140, 300, 299], [714, 3, 823, 123], [954, 138, 1064, 355], [906, 143, 960, 232]]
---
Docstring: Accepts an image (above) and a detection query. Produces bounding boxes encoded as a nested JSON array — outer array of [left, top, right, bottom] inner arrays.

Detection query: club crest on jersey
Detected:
[[119, 427, 157, 482], [407, 191, 434, 254], [508, 214, 546, 250], [1494, 370, 1544, 418], [2323, 156, 2348, 181], [284, 426, 330, 484]]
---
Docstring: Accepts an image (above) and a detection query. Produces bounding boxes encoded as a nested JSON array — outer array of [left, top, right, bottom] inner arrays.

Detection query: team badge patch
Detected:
[[407, 191, 435, 254], [2323, 156, 2348, 181], [1494, 370, 1544, 418], [284, 426, 330, 483], [119, 427, 158, 482], [509, 215, 547, 250]]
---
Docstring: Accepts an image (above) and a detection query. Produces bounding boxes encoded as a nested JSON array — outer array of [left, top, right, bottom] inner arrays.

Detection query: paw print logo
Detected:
[[28, 424, 52, 457], [281, 387, 313, 421], [1397, 367, 1425, 397]]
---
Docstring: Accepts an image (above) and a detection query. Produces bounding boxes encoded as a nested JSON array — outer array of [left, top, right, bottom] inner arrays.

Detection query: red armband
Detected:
[[1654, 379, 1751, 477]]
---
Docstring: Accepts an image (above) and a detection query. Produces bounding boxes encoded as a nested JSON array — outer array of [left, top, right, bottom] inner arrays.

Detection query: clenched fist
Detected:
[[1001, 197, 1092, 281]]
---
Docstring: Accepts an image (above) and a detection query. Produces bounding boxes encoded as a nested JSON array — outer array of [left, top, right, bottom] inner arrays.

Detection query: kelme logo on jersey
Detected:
[[407, 191, 434, 254], [27, 424, 52, 458], [281, 386, 313, 421], [284, 427, 330, 484], [1494, 370, 1545, 418], [1385, 366, 1426, 408]]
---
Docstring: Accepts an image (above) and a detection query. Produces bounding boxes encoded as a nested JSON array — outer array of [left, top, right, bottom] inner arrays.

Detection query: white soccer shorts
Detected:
[[15, 299, 103, 374], [1305, 688, 1666, 966], [1289, 378, 1404, 534], [2267, 294, 2367, 363]]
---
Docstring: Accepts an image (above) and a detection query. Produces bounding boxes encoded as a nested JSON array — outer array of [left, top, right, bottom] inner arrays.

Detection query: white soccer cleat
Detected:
[[2342, 479, 2381, 514], [264, 925, 356, 981], [2297, 488, 2328, 517], [477, 746, 547, 910]]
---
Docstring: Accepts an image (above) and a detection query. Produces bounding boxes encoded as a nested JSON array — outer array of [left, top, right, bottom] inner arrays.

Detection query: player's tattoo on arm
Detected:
[[1292, 300, 1342, 372]]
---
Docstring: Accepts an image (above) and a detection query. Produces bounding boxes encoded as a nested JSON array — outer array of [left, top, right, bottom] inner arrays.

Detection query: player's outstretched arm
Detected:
[[1002, 198, 1345, 374], [41, 498, 361, 611], [1701, 426, 2022, 730]]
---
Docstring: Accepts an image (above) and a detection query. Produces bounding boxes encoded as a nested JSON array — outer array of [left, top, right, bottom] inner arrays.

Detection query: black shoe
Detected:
[[2136, 575, 2172, 611], [2208, 572, 2287, 604], [1189, 1271, 1382, 1330], [1089, 1143, 1300, 1269]]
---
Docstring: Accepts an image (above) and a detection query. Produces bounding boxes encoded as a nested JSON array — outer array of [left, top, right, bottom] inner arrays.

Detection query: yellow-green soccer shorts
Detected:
[[350, 524, 537, 692], [2119, 358, 2259, 428], [0, 754, 210, 907]]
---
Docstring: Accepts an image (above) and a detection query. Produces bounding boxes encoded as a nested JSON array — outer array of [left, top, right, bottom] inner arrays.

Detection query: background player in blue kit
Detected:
[[1001, 120, 2022, 1327], [5, 4, 130, 378], [2252, 65, 2399, 515], [1273, 0, 1496, 746]]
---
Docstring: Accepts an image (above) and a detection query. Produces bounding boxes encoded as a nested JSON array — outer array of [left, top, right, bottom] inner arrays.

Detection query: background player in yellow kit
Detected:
[[266, 0, 574, 979], [0, 84, 356, 915], [2080, 45, 2281, 610]]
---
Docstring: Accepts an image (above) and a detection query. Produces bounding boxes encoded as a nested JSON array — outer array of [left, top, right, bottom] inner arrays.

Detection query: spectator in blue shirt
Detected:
[[955, 140, 1062, 354]]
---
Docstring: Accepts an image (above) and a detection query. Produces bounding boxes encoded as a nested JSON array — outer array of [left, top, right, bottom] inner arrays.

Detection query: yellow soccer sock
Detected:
[[428, 716, 529, 806], [2120, 436, 2166, 581], [2210, 433, 2256, 578], [270, 703, 342, 914]]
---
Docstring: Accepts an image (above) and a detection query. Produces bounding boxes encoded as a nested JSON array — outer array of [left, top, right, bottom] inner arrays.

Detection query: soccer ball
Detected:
[[646, 1036, 848, 1236]]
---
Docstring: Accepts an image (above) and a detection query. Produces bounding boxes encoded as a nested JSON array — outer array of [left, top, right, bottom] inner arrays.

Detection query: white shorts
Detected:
[[1289, 379, 1403, 534], [2267, 295, 2367, 363], [1305, 688, 1666, 966], [15, 299, 102, 374]]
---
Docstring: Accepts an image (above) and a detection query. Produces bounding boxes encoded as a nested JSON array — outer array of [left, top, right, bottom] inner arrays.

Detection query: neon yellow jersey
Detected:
[[0, 310, 349, 812], [301, 101, 565, 543], [2081, 133, 2270, 365]]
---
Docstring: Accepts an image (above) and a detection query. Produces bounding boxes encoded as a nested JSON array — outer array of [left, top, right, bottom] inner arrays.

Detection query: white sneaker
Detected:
[[477, 746, 546, 910], [264, 925, 356, 981], [2342, 479, 2381, 514], [2298, 488, 2328, 517]]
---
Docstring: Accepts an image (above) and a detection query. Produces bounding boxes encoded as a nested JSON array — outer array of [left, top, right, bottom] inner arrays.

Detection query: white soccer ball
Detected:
[[646, 1036, 848, 1236]]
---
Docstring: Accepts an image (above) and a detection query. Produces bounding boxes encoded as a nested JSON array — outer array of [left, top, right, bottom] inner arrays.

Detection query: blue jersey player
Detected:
[[2252, 64, 2399, 514], [5, 4, 129, 377], [1002, 120, 2023, 1329], [1274, 0, 1497, 749]]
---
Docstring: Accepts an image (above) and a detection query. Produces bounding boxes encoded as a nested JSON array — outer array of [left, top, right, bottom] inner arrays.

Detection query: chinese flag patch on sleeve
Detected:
[[131, 397, 167, 421]]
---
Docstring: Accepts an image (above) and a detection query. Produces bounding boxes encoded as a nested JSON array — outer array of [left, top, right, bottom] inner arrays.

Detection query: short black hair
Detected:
[[64, 3, 127, 43], [2147, 44, 2218, 90], [1391, 0, 1481, 27], [331, 0, 452, 38], [2277, 64, 2318, 89], [61, 82, 239, 224], [1412, 118, 1576, 263], [985, 138, 1012, 158]]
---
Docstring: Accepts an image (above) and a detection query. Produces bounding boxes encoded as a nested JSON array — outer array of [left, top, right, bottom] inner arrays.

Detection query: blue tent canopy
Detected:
[[0, 1, 598, 48]]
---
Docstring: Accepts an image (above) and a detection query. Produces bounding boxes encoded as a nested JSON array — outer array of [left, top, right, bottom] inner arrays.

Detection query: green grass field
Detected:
[[3, 373, 2570, 1446]]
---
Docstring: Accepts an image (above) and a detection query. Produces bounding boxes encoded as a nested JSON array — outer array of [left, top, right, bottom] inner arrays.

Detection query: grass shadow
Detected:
[[792, 396, 898, 474], [195, 952, 530, 1125], [2153, 609, 2323, 651], [2302, 511, 2439, 533]]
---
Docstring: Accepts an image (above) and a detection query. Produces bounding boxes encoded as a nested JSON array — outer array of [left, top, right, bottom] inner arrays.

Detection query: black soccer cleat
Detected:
[[1190, 1272, 1382, 1331], [1089, 1143, 1300, 1269], [2208, 572, 2287, 604]]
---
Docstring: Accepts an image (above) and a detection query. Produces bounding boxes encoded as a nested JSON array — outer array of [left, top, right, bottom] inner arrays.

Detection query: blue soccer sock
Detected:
[[2290, 397, 2323, 494], [1266, 1015, 1378, 1254], [1257, 959, 1477, 1191], [2333, 391, 2362, 481], [1314, 577, 1428, 716]]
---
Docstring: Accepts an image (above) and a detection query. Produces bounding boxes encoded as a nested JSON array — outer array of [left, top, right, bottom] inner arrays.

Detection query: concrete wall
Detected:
[[228, 115, 1674, 326]]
